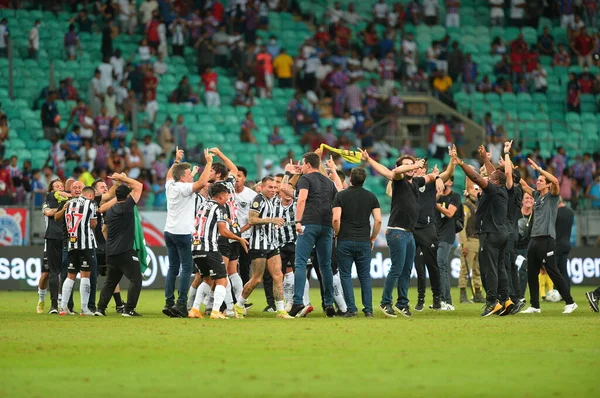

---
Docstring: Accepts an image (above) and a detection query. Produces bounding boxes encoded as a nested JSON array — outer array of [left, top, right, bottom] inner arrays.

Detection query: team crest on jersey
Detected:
[[419, 186, 426, 193], [252, 201, 259, 209], [239, 201, 249, 209]]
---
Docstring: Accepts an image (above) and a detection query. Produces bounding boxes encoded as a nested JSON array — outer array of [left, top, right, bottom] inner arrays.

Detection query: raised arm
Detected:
[[101, 179, 119, 204], [528, 158, 559, 195], [325, 156, 343, 192], [504, 140, 514, 190], [99, 197, 117, 213], [166, 146, 184, 182], [439, 145, 457, 183], [479, 145, 496, 177], [192, 150, 214, 192], [209, 147, 237, 177], [109, 172, 143, 203], [519, 178, 534, 197], [358, 148, 395, 180], [453, 153, 488, 189]]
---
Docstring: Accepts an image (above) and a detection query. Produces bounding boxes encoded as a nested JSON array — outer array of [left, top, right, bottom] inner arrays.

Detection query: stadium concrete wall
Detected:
[[1, 246, 600, 290]]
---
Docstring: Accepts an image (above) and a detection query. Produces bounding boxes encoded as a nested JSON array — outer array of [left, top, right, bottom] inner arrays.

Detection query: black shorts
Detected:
[[218, 238, 240, 261], [67, 249, 95, 274], [193, 251, 227, 279], [249, 248, 280, 260], [280, 243, 296, 269]]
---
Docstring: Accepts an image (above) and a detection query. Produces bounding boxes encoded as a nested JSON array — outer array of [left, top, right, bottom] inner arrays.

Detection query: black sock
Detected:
[[113, 293, 123, 307]]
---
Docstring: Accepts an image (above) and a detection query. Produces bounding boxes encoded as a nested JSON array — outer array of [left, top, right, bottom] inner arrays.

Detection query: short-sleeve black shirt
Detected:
[[475, 182, 508, 234], [388, 176, 426, 231], [436, 191, 462, 244], [43, 192, 64, 240], [416, 182, 437, 229], [105, 197, 136, 256], [333, 186, 380, 241], [506, 184, 523, 240], [296, 172, 337, 226]]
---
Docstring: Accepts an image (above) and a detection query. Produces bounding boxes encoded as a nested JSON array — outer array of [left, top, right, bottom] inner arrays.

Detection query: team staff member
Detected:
[[361, 149, 441, 318], [458, 179, 484, 303], [163, 147, 213, 318], [333, 168, 381, 317], [95, 173, 144, 317], [40, 179, 68, 314], [288, 153, 338, 318], [435, 176, 461, 310], [519, 159, 578, 314], [555, 198, 574, 289], [452, 148, 511, 317]]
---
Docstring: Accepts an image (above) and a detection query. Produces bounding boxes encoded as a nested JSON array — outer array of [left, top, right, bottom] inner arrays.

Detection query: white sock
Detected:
[[38, 288, 47, 303], [275, 300, 285, 312], [212, 285, 226, 313], [303, 279, 310, 306], [283, 272, 294, 304], [80, 277, 91, 312], [206, 290, 215, 310], [224, 278, 234, 310], [187, 286, 197, 310], [229, 273, 243, 301], [333, 272, 347, 312], [61, 279, 75, 310], [238, 295, 248, 306], [193, 282, 211, 311]]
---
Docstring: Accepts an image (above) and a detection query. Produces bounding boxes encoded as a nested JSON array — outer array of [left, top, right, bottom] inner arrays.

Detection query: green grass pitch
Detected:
[[0, 287, 597, 397]]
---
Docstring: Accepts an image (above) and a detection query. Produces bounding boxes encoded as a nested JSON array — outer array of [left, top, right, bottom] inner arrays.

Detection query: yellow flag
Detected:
[[320, 144, 363, 164]]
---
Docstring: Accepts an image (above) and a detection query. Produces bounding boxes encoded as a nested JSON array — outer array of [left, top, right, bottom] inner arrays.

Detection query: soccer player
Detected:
[[452, 148, 511, 317], [187, 181, 211, 311], [95, 173, 144, 316], [188, 183, 249, 319], [519, 159, 578, 314], [360, 149, 441, 318], [234, 166, 257, 293], [59, 186, 98, 316], [235, 176, 292, 318], [163, 147, 213, 318], [207, 148, 245, 314], [40, 179, 67, 314], [273, 179, 297, 311]]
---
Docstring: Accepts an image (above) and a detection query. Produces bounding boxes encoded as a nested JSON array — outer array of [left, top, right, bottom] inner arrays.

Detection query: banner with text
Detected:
[[1, 246, 600, 290]]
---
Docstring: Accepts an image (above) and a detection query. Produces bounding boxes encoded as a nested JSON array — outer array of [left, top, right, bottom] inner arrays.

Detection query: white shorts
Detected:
[[205, 91, 221, 107], [265, 73, 274, 89], [446, 14, 460, 27]]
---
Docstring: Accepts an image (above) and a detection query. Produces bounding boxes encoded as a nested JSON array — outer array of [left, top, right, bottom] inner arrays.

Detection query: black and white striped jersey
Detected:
[[192, 200, 226, 252], [214, 174, 242, 238], [274, 198, 297, 247], [194, 192, 207, 214], [249, 193, 276, 251], [65, 197, 97, 250]]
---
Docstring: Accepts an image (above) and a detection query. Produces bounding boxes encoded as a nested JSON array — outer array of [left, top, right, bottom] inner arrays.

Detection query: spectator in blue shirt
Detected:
[[65, 125, 82, 153], [537, 27, 555, 56]]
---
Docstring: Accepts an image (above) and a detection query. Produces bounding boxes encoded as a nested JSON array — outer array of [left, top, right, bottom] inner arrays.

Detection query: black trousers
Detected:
[[527, 237, 574, 308], [557, 250, 571, 289], [46, 239, 63, 307], [504, 237, 520, 301], [516, 248, 529, 300], [238, 247, 252, 286], [479, 232, 509, 304], [98, 250, 142, 312], [413, 224, 441, 301]]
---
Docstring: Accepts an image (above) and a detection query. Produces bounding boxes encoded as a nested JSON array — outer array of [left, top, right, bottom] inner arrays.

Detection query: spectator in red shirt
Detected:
[[553, 43, 571, 66], [145, 11, 161, 52], [525, 44, 540, 73], [578, 70, 594, 94], [566, 72, 581, 113], [572, 27, 594, 67], [334, 21, 351, 49], [429, 114, 452, 160], [141, 67, 158, 100], [314, 25, 331, 47], [510, 33, 527, 54], [256, 46, 274, 98], [0, 160, 15, 205], [94, 106, 112, 140], [201, 67, 220, 107], [209, 0, 225, 22]]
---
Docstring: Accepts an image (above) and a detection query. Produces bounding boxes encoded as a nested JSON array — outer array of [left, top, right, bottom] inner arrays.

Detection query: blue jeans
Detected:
[[337, 240, 373, 314], [293, 224, 334, 306], [382, 230, 415, 307], [164, 232, 193, 307], [437, 242, 453, 304]]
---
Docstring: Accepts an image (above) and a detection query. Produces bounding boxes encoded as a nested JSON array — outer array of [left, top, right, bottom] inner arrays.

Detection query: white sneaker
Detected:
[[520, 306, 541, 314], [445, 303, 456, 311], [562, 302, 578, 314], [440, 301, 448, 311], [225, 310, 235, 318], [80, 310, 95, 316], [284, 302, 293, 312]]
